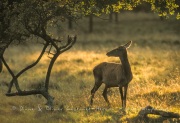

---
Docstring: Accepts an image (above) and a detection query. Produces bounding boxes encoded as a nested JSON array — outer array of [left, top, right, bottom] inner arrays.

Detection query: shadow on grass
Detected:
[[133, 91, 180, 107], [34, 106, 77, 123], [127, 91, 180, 123], [103, 108, 179, 123], [127, 115, 180, 123]]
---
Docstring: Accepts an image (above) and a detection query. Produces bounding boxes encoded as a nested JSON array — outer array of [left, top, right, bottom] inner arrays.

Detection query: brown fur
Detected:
[[90, 41, 133, 109]]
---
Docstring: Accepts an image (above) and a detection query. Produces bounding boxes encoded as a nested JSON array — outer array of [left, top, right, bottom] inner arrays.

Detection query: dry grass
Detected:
[[0, 12, 180, 122]]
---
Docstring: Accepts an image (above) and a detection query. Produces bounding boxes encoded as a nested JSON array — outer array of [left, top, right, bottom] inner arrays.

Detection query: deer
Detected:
[[90, 41, 133, 110]]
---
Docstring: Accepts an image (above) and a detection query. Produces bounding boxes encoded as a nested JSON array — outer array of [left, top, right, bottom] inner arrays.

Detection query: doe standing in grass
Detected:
[[90, 41, 133, 109]]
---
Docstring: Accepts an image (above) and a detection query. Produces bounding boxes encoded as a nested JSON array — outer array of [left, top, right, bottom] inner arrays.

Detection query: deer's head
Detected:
[[106, 41, 132, 57]]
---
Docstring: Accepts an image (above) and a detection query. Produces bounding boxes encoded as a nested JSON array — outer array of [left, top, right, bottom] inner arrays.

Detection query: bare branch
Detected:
[[6, 90, 42, 96], [46, 51, 55, 55], [16, 42, 49, 78], [40, 27, 59, 50], [47, 56, 53, 59], [48, 44, 53, 55], [1, 56, 15, 78], [2, 42, 48, 93], [6, 89, 54, 107], [44, 36, 76, 91], [2, 57, 22, 93], [44, 52, 59, 91], [59, 35, 77, 53]]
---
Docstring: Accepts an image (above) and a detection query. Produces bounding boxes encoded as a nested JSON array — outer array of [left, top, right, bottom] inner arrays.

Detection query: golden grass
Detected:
[[0, 12, 180, 122]]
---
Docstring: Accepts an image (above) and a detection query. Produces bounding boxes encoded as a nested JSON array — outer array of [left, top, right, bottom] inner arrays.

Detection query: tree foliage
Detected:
[[68, 0, 180, 18], [0, 0, 179, 49]]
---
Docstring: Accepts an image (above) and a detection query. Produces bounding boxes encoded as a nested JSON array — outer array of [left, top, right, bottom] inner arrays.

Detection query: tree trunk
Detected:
[[160, 16, 164, 21], [115, 12, 118, 23], [89, 14, 93, 33], [109, 12, 113, 22], [45, 52, 59, 91], [68, 18, 73, 30], [4, 36, 76, 108]]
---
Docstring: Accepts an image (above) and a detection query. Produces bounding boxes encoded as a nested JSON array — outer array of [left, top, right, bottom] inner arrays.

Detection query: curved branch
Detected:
[[2, 56, 21, 92], [6, 90, 42, 96], [7, 78, 22, 93], [2, 42, 48, 93], [44, 36, 76, 91], [1, 56, 15, 77], [16, 42, 49, 78], [6, 89, 54, 107], [60, 35, 77, 53], [40, 27, 59, 50], [44, 52, 59, 91]]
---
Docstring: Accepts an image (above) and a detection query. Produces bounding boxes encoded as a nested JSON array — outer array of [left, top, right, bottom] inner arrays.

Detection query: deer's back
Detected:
[[93, 62, 126, 87]]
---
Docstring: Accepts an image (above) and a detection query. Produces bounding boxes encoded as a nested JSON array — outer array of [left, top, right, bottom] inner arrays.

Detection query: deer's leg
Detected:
[[123, 85, 128, 109], [90, 82, 102, 106], [119, 87, 124, 108], [102, 85, 110, 106]]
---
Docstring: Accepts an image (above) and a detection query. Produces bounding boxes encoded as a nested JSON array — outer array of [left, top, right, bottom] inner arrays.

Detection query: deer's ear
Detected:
[[123, 41, 132, 49]]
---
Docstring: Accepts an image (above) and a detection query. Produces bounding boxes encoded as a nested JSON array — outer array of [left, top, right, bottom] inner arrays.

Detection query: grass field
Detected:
[[0, 12, 180, 122]]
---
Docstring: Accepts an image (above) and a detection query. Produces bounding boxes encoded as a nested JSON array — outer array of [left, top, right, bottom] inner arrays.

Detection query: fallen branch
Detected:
[[138, 106, 180, 118], [6, 89, 54, 107], [6, 90, 42, 96]]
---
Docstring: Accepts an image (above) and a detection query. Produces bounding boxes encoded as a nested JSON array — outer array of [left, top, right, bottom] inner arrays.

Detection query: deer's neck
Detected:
[[119, 52, 132, 82]]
